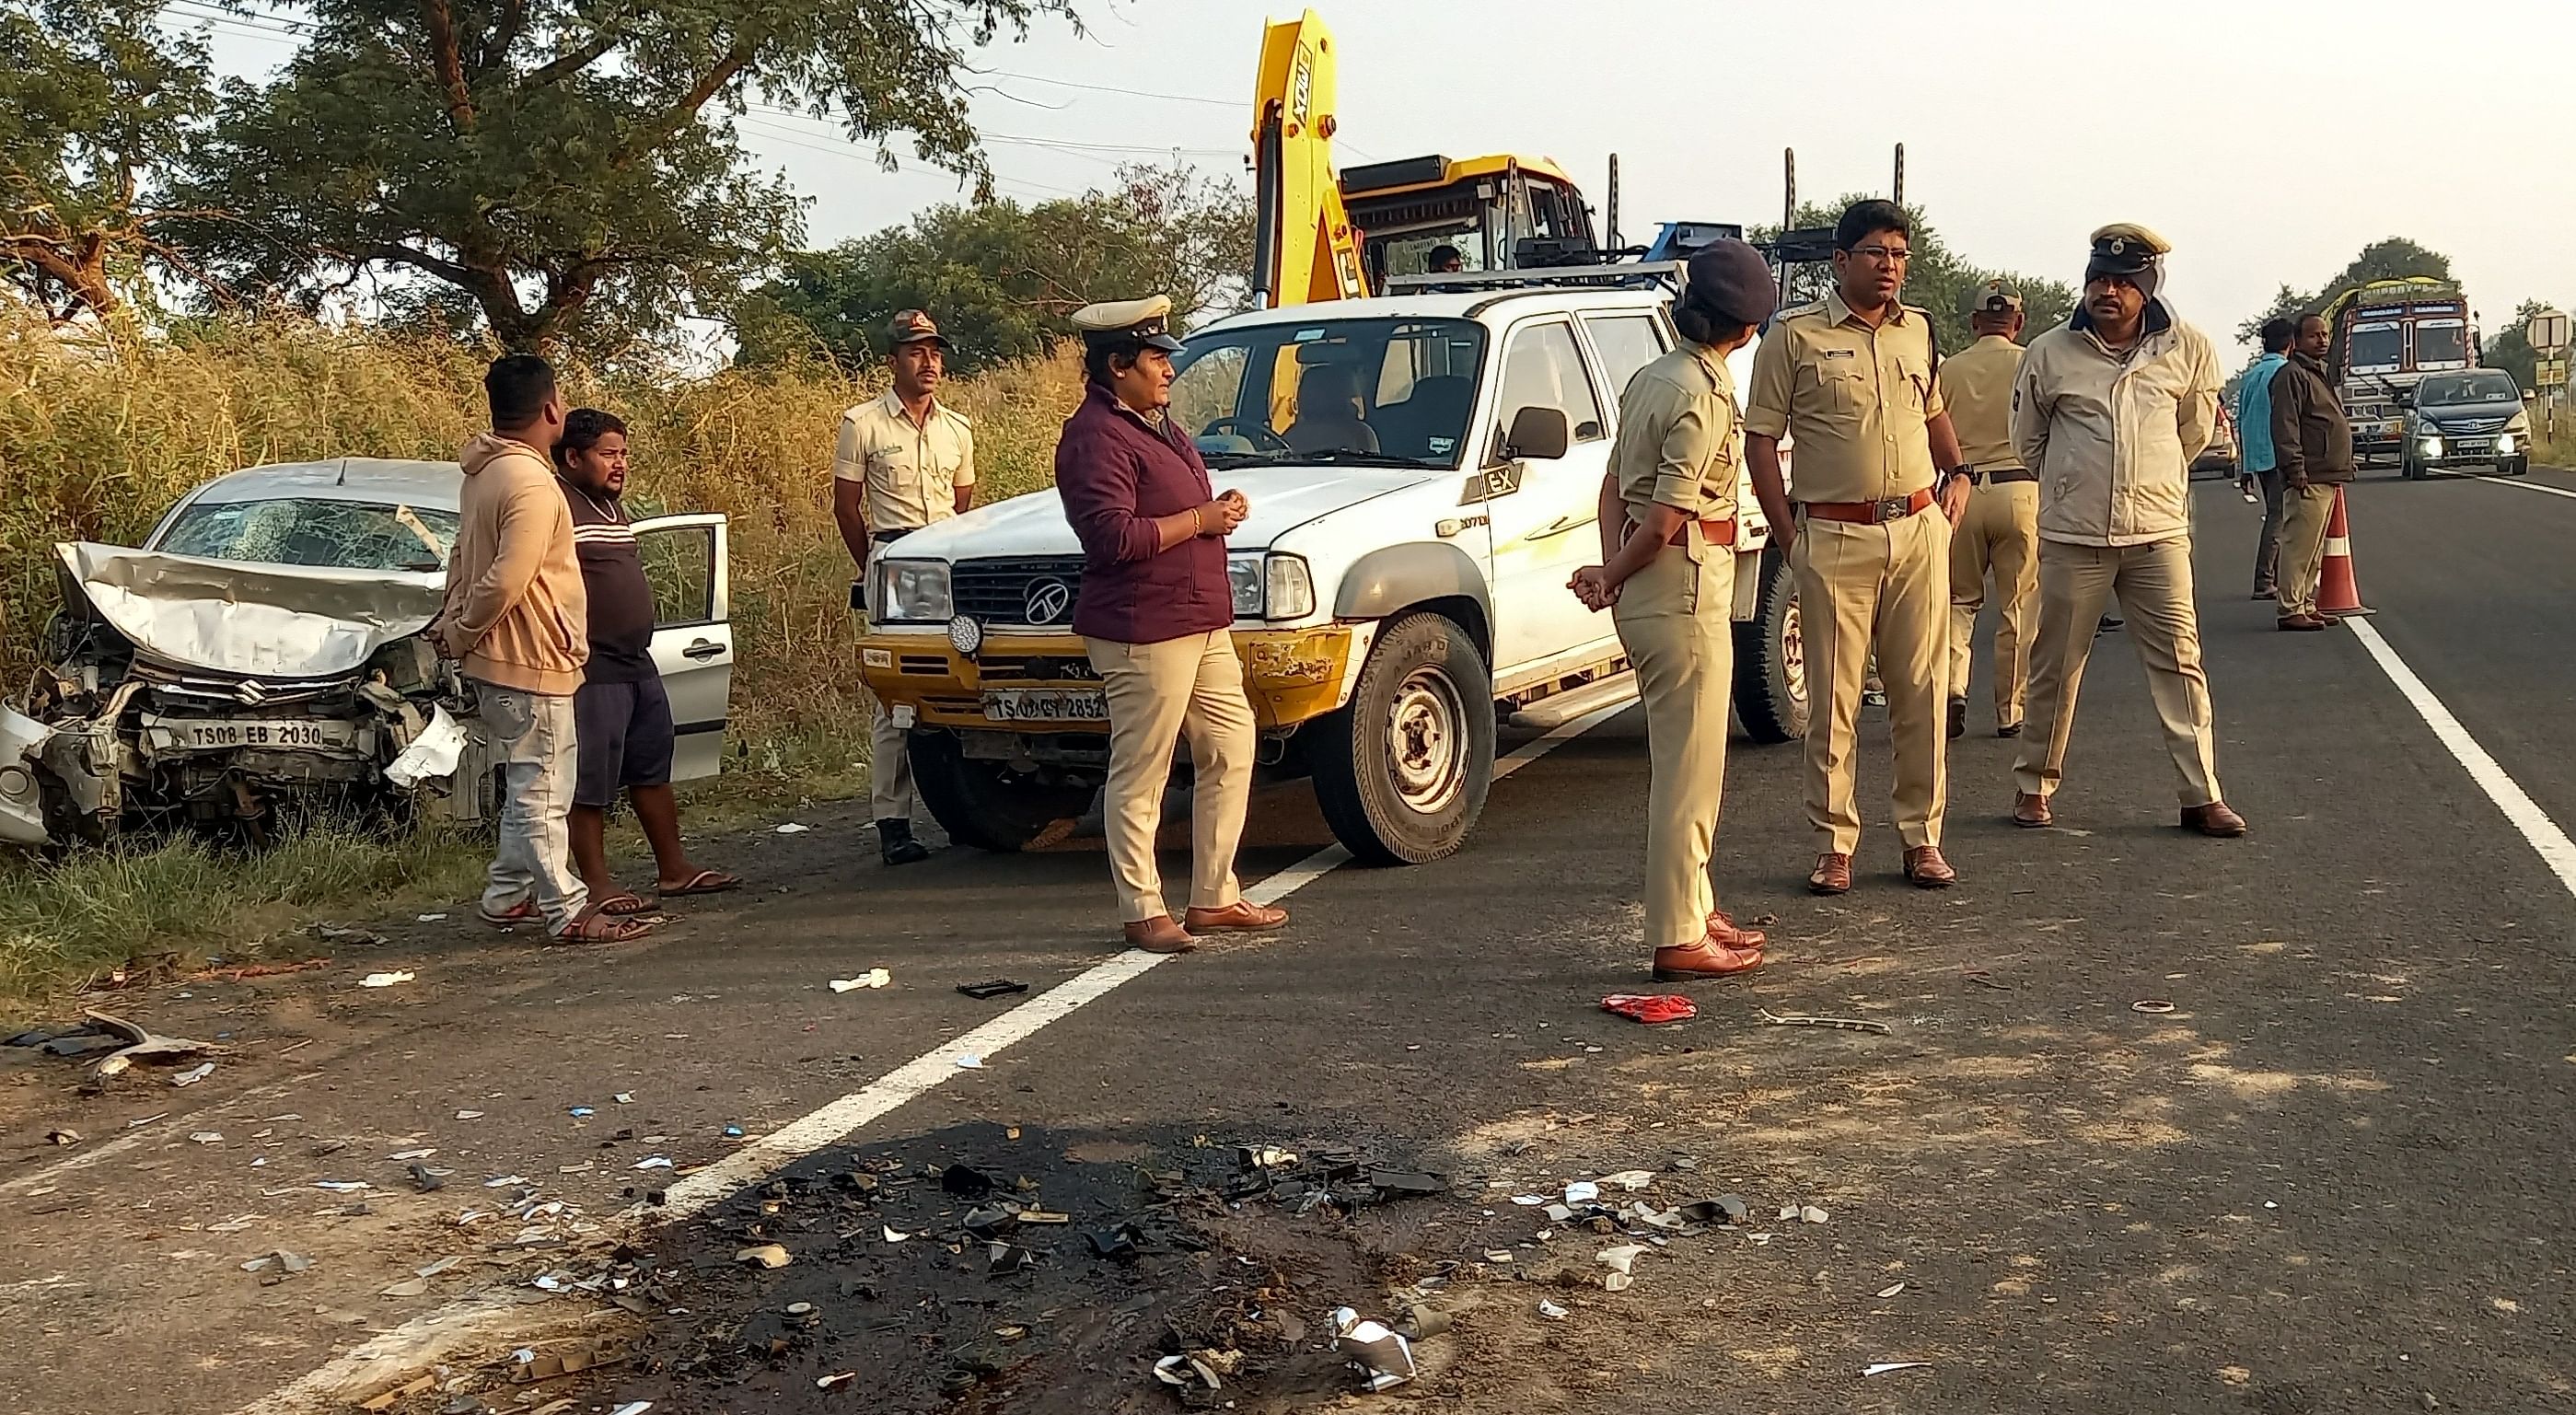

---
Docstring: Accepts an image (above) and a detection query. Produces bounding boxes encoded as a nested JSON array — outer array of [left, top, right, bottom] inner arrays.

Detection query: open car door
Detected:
[[632, 513, 732, 781]]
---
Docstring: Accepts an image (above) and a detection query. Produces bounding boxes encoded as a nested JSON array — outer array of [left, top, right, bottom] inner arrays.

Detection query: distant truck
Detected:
[[2321, 277, 2477, 461]]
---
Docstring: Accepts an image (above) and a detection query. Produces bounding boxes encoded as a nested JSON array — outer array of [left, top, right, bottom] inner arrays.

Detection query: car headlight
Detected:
[[2419, 435, 2443, 458], [2498, 434, 2517, 457], [875, 559, 952, 622], [1224, 552, 1317, 621]]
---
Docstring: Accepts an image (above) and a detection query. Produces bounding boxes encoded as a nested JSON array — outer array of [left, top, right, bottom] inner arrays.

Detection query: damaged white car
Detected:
[[1, 458, 735, 847]]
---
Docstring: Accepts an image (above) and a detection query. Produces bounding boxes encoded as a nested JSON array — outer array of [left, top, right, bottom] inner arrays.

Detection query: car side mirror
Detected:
[[1502, 405, 1570, 462]]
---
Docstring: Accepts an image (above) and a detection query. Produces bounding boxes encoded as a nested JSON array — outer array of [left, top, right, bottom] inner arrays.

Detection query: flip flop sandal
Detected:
[[595, 892, 656, 917], [657, 869, 741, 898], [478, 900, 538, 930], [554, 909, 656, 945]]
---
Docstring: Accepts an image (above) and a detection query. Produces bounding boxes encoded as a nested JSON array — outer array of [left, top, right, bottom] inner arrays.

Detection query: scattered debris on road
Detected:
[[1864, 1362, 1932, 1376], [2132, 999, 2177, 1015], [80, 1009, 222, 1080], [1756, 1007, 1892, 1036], [358, 970, 416, 988], [957, 979, 1030, 1000], [1331, 1306, 1416, 1391], [1602, 992, 1698, 1025], [829, 969, 891, 992]]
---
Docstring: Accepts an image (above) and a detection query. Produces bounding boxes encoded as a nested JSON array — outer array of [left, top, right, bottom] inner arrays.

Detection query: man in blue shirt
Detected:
[[2234, 318, 2294, 598]]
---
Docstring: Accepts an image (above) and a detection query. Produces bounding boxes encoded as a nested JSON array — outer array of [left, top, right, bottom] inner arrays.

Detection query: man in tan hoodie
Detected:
[[435, 354, 648, 944]]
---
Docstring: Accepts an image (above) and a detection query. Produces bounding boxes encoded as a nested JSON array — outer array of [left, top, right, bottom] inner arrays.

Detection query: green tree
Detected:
[[2480, 297, 2553, 390], [0, 0, 216, 321], [1749, 197, 2076, 354], [738, 162, 1251, 374], [173, 0, 1077, 355], [2236, 238, 2457, 344]]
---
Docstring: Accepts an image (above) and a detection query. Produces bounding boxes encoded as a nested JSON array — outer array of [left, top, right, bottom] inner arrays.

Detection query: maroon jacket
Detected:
[[1054, 381, 1233, 643]]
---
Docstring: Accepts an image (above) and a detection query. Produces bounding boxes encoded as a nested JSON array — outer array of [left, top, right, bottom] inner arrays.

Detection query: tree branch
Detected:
[[419, 0, 477, 133], [477, 0, 527, 73], [522, 29, 619, 89], [616, 39, 756, 165]]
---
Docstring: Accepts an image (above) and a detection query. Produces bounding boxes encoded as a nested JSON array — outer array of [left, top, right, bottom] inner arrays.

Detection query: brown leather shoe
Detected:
[[2180, 801, 2248, 838], [1903, 845, 1958, 888], [2276, 614, 2327, 632], [1704, 909, 1768, 953], [1183, 900, 1289, 933], [1996, 720, 2023, 738], [1653, 938, 1764, 980], [2013, 792, 2052, 829], [1807, 852, 1852, 895], [1946, 698, 1967, 740], [1122, 917, 1198, 954]]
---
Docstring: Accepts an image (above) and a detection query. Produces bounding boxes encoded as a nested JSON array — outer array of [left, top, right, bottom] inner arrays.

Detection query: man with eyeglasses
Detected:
[[1746, 199, 1975, 897], [2006, 224, 2245, 839]]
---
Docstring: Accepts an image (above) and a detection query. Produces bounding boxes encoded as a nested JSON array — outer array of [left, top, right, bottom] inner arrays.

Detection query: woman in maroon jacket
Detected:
[[1056, 296, 1291, 953]]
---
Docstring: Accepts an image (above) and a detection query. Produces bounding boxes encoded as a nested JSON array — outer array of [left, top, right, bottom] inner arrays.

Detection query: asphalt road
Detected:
[[5, 472, 2574, 1415]]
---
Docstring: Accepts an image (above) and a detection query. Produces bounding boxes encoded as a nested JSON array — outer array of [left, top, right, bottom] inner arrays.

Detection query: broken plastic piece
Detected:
[[1801, 1205, 1830, 1224], [45, 1128, 80, 1146], [1563, 1181, 1601, 1205], [1601, 992, 1698, 1025], [956, 1053, 985, 1069], [1537, 1299, 1569, 1320], [1864, 1362, 1931, 1376], [1757, 1007, 1892, 1035], [384, 705, 468, 787], [632, 1156, 672, 1170], [734, 1244, 791, 1270], [987, 1241, 1036, 1275], [569, 1108, 594, 1119], [1604, 1271, 1633, 1292], [1396, 1305, 1450, 1340], [170, 1061, 217, 1086], [1085, 1224, 1142, 1261], [830, 969, 891, 992], [773, 822, 811, 833], [1331, 1307, 1417, 1391], [1601, 1170, 1655, 1191], [815, 1373, 857, 1389], [609, 1404, 653, 1415], [1596, 1244, 1645, 1275], [1368, 1169, 1445, 1198], [408, 1164, 444, 1193], [2131, 999, 2176, 1015], [957, 979, 1030, 1000], [882, 1225, 911, 1244], [1876, 1282, 1907, 1298], [380, 1277, 429, 1297], [358, 971, 414, 988], [943, 1164, 997, 1199]]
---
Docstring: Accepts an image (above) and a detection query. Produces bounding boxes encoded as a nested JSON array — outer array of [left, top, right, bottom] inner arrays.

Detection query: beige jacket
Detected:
[[2012, 302, 2220, 547], [435, 432, 589, 695]]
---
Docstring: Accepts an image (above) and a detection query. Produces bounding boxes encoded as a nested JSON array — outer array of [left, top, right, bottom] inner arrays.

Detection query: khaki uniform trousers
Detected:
[[2274, 483, 2336, 620], [1945, 480, 2039, 725], [1085, 629, 1256, 923], [2012, 538, 2222, 808], [866, 690, 913, 822], [1791, 509, 1951, 854], [1611, 545, 1736, 952]]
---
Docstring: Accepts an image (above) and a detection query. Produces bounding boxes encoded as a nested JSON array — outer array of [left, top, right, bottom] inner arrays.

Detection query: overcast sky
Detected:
[[201, 0, 2576, 364]]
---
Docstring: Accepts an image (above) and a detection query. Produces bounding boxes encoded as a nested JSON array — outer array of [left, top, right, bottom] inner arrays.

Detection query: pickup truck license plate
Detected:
[[981, 689, 1108, 724], [148, 716, 362, 752]]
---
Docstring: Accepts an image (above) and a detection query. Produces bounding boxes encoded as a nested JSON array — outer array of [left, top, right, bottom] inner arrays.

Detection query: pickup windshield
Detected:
[[2417, 370, 2519, 404], [156, 497, 458, 573], [1172, 317, 1487, 469]]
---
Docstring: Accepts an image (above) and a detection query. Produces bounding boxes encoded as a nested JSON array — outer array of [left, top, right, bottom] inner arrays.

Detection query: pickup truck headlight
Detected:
[[1225, 553, 1317, 621], [875, 559, 952, 622]]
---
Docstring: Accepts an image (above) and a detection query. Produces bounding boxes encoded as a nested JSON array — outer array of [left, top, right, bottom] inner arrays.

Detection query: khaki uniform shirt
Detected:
[[1609, 342, 1740, 560], [1936, 334, 2025, 472], [2011, 303, 2220, 547], [1744, 290, 1945, 503], [833, 391, 976, 536]]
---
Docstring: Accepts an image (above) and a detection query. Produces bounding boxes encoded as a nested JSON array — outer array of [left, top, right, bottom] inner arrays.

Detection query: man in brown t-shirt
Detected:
[[556, 409, 738, 913]]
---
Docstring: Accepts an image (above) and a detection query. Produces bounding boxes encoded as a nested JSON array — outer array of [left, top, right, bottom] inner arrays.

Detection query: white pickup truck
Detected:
[[855, 273, 1804, 865]]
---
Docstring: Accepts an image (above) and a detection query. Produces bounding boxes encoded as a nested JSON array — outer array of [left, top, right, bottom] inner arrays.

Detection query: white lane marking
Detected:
[[2472, 474, 2576, 502], [2348, 618, 2576, 899], [229, 693, 1635, 1414]]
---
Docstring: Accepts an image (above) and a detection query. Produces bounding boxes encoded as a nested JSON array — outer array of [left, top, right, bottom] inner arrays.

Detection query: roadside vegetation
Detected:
[[0, 318, 1083, 1009]]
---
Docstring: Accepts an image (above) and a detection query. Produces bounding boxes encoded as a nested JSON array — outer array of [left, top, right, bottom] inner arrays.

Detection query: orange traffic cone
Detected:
[[2315, 484, 2373, 618]]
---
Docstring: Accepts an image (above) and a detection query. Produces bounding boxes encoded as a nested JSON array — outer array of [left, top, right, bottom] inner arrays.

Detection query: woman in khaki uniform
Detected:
[[1570, 242, 1776, 981]]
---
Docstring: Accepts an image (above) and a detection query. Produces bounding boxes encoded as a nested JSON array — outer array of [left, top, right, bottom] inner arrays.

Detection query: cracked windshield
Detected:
[[1170, 316, 1486, 469], [156, 497, 458, 573]]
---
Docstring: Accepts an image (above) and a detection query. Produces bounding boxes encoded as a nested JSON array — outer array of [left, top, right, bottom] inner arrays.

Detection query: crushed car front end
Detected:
[[12, 542, 489, 844]]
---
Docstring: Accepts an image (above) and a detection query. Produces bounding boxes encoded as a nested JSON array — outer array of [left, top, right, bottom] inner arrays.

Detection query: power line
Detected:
[[737, 118, 1085, 200]]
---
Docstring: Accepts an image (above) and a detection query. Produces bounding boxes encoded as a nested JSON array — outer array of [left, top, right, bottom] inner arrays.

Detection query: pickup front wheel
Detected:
[[1732, 547, 1808, 744], [908, 729, 1097, 852], [1309, 612, 1495, 865]]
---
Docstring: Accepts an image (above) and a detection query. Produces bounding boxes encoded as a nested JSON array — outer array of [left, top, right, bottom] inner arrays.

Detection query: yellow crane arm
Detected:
[[1250, 10, 1368, 307]]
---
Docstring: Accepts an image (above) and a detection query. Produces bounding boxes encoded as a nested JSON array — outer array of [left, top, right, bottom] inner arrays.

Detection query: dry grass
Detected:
[[0, 316, 1086, 1008]]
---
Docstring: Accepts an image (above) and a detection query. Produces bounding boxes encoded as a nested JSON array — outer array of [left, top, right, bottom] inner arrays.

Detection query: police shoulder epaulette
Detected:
[[940, 404, 974, 429], [1779, 300, 1828, 321]]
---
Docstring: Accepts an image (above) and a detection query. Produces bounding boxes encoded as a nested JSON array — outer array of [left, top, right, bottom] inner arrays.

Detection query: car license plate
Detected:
[[147, 715, 362, 752], [981, 690, 1108, 724], [2453, 438, 2492, 456]]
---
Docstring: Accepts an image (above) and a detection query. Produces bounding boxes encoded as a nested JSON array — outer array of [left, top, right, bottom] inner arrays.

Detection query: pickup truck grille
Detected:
[[953, 556, 1086, 627]]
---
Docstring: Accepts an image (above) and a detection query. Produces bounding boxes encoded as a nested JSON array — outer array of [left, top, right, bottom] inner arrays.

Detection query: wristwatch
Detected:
[[1945, 465, 1976, 487]]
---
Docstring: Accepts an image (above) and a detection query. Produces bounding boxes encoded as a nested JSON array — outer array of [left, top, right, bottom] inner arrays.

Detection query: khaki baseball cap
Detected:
[[887, 308, 951, 348], [1962, 279, 2024, 317]]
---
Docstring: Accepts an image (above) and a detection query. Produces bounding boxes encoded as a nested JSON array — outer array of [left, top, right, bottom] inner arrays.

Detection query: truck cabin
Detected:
[[1342, 155, 1597, 288]]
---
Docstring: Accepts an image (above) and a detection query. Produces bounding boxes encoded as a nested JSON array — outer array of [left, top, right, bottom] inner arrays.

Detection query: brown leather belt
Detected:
[[1968, 469, 2036, 485], [1799, 488, 1934, 525], [1662, 516, 1737, 549]]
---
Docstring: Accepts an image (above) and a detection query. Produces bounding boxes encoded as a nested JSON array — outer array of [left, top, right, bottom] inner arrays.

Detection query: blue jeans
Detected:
[[476, 681, 588, 932]]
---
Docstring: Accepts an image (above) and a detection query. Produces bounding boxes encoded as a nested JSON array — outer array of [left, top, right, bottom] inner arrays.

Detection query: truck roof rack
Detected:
[[1383, 261, 1688, 296]]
